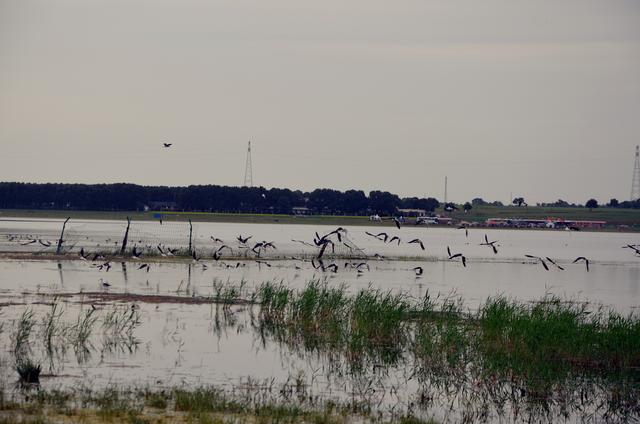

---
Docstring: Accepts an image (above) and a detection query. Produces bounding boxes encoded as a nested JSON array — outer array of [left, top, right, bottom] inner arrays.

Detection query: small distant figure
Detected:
[[163, 143, 172, 148]]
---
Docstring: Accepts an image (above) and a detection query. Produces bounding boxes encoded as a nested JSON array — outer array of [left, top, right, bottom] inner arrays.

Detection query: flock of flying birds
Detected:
[[153, 142, 625, 273], [8, 220, 640, 289], [2, 142, 634, 288]]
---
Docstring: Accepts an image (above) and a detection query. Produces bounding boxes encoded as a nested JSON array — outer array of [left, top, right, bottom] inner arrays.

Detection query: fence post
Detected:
[[188, 219, 193, 255], [120, 217, 131, 255], [55, 217, 70, 255]]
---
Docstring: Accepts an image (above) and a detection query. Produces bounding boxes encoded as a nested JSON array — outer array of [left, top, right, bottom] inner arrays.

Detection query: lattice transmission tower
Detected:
[[243, 141, 253, 187], [632, 145, 640, 201]]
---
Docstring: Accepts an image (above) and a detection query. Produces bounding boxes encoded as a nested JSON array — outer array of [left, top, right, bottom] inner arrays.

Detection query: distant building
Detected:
[[292, 206, 311, 215], [485, 218, 606, 229], [397, 208, 428, 217], [147, 201, 178, 211]]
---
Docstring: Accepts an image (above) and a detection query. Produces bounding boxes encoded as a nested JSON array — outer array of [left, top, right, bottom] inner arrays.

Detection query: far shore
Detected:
[[1, 207, 639, 232]]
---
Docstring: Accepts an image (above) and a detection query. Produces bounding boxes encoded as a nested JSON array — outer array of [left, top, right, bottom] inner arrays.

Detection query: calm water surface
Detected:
[[0, 218, 638, 422]]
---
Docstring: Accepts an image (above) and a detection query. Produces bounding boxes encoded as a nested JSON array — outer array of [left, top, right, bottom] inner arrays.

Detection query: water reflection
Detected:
[[0, 258, 638, 313], [1, 296, 638, 423]]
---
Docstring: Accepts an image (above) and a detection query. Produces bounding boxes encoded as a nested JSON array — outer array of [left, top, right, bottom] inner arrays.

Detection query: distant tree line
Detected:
[[0, 182, 440, 216], [537, 198, 640, 209]]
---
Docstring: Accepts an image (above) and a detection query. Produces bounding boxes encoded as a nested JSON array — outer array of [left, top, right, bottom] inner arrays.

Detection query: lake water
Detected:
[[0, 217, 638, 422]]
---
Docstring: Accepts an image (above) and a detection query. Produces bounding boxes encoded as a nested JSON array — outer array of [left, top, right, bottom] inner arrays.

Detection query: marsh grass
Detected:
[[7, 304, 143, 379], [12, 309, 36, 357], [41, 300, 64, 355], [252, 281, 640, 420], [0, 384, 436, 424], [256, 280, 640, 383], [102, 306, 141, 337], [212, 277, 249, 306], [11, 308, 42, 385], [479, 295, 640, 380], [15, 357, 41, 385]]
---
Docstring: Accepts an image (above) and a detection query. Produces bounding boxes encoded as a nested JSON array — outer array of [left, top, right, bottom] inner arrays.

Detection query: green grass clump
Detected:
[[257, 280, 640, 386], [143, 390, 169, 410], [259, 281, 294, 322], [258, 280, 419, 367], [480, 295, 640, 379], [173, 387, 245, 414], [414, 294, 471, 368]]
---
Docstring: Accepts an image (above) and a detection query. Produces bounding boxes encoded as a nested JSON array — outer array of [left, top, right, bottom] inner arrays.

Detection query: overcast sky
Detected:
[[1, 0, 639, 204]]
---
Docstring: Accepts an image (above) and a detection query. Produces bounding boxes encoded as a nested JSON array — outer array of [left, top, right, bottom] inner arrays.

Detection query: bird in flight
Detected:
[[388, 236, 401, 246], [545, 257, 564, 271], [573, 256, 590, 272], [292, 239, 315, 247], [163, 143, 172, 148], [447, 246, 467, 267], [237, 235, 252, 245], [525, 255, 549, 271], [365, 232, 389, 242], [408, 238, 425, 250], [479, 234, 498, 254]]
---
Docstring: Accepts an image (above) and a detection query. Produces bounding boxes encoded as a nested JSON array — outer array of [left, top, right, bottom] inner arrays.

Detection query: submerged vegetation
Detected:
[[2, 280, 639, 422], [7, 300, 142, 380]]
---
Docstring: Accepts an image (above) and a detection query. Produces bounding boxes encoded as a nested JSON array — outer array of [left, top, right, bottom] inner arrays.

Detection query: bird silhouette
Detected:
[[573, 257, 590, 272], [525, 255, 549, 271], [408, 239, 425, 250], [365, 232, 389, 242]]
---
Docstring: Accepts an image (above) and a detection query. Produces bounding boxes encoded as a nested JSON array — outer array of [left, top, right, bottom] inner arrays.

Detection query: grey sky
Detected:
[[1, 0, 639, 204]]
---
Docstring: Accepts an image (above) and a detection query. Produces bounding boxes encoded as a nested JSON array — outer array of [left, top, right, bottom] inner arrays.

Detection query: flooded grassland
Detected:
[[0, 218, 639, 423]]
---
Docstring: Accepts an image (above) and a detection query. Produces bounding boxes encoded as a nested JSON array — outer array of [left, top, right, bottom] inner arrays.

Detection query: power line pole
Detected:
[[632, 145, 640, 201], [444, 176, 448, 205], [243, 141, 253, 187]]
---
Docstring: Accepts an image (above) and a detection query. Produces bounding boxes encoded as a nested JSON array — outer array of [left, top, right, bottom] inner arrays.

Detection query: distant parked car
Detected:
[[416, 217, 438, 225]]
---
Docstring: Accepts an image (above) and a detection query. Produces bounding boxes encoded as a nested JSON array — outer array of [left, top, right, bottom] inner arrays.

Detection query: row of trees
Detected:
[[0, 183, 440, 216], [1, 183, 637, 215], [538, 198, 640, 209]]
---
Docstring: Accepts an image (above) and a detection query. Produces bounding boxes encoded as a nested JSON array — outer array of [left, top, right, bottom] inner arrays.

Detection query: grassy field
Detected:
[[443, 204, 640, 226], [0, 206, 639, 228]]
